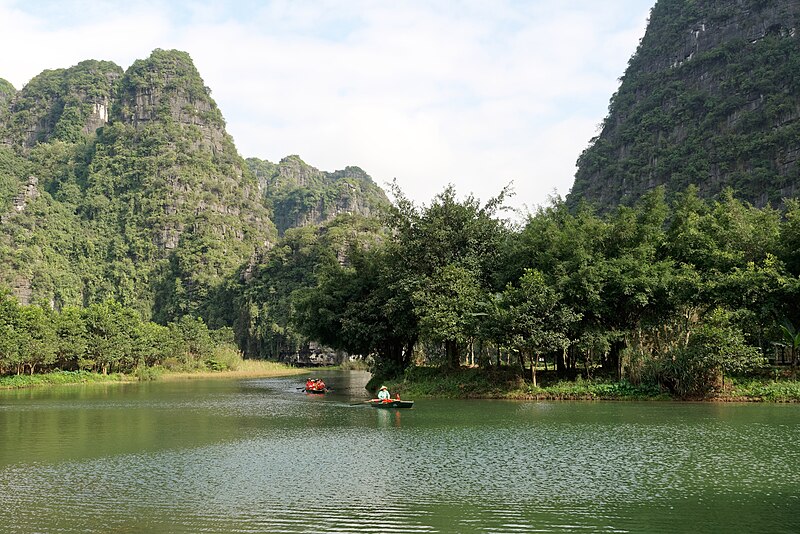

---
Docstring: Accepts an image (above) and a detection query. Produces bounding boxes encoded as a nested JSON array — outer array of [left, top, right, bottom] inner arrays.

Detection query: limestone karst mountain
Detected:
[[0, 49, 386, 327], [569, 0, 800, 211], [248, 154, 388, 236]]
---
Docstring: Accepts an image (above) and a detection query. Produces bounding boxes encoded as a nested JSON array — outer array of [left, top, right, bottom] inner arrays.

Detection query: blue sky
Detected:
[[0, 0, 656, 216]]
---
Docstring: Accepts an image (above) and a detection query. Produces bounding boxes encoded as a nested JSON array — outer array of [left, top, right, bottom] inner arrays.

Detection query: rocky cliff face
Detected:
[[115, 49, 227, 154], [0, 50, 276, 324], [569, 0, 800, 211], [248, 154, 389, 235], [103, 50, 273, 255], [1, 60, 122, 147]]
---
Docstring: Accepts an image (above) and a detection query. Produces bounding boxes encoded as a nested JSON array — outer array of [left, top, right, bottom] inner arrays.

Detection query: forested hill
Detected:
[[248, 154, 389, 236], [568, 0, 800, 211], [0, 49, 387, 328]]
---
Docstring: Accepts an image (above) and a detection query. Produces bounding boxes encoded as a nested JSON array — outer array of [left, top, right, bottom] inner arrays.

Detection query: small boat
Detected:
[[368, 399, 414, 409], [303, 379, 328, 394]]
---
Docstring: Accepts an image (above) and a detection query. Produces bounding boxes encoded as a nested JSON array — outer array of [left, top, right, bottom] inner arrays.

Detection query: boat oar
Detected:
[[350, 399, 376, 406]]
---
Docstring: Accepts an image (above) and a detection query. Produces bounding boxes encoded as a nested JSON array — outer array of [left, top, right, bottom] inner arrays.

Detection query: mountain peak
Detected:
[[568, 0, 800, 211], [116, 49, 227, 149]]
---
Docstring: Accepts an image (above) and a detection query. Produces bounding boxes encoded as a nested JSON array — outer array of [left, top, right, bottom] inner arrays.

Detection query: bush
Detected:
[[642, 309, 766, 398], [203, 344, 242, 371], [134, 365, 163, 381]]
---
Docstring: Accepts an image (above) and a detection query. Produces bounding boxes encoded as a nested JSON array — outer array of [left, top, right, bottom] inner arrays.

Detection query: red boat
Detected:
[[304, 379, 328, 394]]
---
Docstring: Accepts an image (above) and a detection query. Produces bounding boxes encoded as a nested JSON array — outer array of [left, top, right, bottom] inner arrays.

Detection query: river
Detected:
[[1, 370, 798, 533]]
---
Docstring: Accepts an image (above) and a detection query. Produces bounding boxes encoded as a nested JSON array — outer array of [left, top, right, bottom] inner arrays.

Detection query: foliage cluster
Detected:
[[570, 0, 800, 210], [290, 183, 800, 398], [247, 155, 389, 236], [0, 290, 239, 377], [235, 213, 385, 360]]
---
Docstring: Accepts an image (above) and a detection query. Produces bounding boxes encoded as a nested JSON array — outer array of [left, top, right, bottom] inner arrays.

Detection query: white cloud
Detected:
[[0, 0, 653, 215]]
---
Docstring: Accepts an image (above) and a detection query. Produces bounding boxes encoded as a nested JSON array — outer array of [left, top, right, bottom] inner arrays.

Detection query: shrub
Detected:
[[203, 344, 242, 371]]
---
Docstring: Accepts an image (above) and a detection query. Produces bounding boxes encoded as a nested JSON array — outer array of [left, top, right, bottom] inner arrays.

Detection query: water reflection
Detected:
[[376, 407, 404, 428]]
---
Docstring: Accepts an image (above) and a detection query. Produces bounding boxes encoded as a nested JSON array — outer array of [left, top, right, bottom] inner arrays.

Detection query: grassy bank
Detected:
[[0, 370, 130, 389], [0, 360, 308, 390], [382, 366, 800, 402], [158, 360, 308, 381]]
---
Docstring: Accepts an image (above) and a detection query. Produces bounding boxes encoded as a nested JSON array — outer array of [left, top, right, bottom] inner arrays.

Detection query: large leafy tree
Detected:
[[499, 269, 579, 386], [413, 263, 485, 368], [293, 244, 418, 379], [386, 183, 510, 367]]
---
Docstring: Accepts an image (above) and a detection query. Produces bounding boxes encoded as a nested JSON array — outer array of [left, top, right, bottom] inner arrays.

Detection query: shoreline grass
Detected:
[[382, 366, 800, 402], [0, 360, 309, 390], [5, 363, 799, 402]]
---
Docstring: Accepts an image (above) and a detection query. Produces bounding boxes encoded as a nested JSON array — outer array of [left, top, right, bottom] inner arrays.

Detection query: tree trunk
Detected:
[[555, 348, 566, 376], [530, 353, 538, 388], [445, 339, 460, 368], [607, 340, 625, 380]]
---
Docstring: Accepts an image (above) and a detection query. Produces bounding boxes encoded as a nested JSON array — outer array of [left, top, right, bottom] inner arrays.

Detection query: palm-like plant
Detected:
[[779, 320, 800, 371]]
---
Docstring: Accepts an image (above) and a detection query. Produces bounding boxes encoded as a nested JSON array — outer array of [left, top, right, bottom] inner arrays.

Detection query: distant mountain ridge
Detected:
[[247, 154, 388, 236], [0, 49, 387, 325], [569, 0, 800, 210]]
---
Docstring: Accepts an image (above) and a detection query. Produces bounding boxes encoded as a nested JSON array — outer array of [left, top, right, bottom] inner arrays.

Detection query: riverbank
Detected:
[[383, 366, 800, 402], [0, 360, 308, 390]]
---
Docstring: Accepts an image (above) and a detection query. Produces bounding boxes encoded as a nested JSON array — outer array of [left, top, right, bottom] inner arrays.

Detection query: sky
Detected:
[[0, 0, 655, 216]]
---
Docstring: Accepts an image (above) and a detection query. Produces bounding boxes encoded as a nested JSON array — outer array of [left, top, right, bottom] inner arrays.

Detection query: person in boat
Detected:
[[305, 377, 314, 390], [316, 379, 326, 390], [377, 385, 391, 401]]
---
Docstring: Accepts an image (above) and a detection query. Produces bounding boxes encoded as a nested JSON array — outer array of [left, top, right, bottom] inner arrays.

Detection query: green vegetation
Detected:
[[293, 184, 800, 400], [383, 366, 670, 400], [235, 213, 385, 360], [247, 155, 389, 236], [382, 366, 800, 402], [3, 46, 800, 402], [0, 290, 244, 378], [570, 0, 800, 210], [0, 370, 128, 389]]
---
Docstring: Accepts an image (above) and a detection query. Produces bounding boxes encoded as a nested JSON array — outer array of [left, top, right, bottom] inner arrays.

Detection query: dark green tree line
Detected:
[[0, 290, 236, 376], [284, 183, 799, 395]]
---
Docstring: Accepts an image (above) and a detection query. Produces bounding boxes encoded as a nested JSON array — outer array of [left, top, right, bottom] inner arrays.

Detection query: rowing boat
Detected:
[[368, 399, 414, 409]]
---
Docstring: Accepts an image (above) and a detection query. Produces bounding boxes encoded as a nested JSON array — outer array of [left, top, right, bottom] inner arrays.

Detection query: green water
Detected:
[[1, 370, 798, 533]]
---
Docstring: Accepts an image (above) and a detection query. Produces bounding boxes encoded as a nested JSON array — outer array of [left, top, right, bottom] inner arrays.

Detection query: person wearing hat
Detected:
[[377, 385, 391, 401]]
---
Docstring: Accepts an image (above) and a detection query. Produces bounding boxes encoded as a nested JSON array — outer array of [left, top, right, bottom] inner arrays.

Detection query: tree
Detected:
[[53, 305, 87, 370], [0, 291, 22, 374], [82, 301, 133, 374], [779, 320, 800, 371], [16, 305, 57, 375], [500, 269, 579, 386], [413, 263, 485, 367], [386, 183, 510, 368], [656, 308, 765, 397], [294, 244, 418, 380]]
